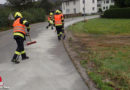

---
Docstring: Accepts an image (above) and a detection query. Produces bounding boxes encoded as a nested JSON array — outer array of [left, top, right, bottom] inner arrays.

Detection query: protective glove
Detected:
[[26, 32, 30, 36], [27, 28, 30, 32]]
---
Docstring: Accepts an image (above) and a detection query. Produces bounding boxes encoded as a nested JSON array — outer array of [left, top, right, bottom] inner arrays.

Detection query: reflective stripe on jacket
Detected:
[[54, 14, 62, 26], [13, 18, 26, 35]]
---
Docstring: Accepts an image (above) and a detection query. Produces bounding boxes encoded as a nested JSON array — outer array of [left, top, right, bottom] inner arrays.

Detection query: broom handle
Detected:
[[28, 34, 32, 41]]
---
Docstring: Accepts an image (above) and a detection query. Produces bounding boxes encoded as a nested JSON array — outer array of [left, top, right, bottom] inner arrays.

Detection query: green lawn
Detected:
[[70, 18, 130, 35], [69, 18, 130, 90]]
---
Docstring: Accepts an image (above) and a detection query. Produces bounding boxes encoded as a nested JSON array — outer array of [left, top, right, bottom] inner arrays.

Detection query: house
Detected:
[[62, 0, 97, 15], [62, 0, 114, 14], [97, 0, 114, 12]]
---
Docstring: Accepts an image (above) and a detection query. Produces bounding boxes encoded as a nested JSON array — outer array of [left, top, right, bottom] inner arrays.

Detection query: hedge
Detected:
[[0, 8, 45, 30], [0, 8, 12, 27], [22, 8, 45, 23], [102, 8, 130, 18]]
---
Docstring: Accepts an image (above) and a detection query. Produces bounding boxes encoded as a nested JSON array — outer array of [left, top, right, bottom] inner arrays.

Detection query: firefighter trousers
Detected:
[[12, 36, 27, 60]]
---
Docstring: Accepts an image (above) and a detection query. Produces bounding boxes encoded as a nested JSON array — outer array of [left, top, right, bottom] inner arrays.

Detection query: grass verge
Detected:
[[68, 18, 130, 90]]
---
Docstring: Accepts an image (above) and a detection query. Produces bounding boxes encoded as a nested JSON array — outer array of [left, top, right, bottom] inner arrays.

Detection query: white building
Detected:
[[62, 0, 97, 15], [62, 0, 114, 14], [97, 0, 114, 12]]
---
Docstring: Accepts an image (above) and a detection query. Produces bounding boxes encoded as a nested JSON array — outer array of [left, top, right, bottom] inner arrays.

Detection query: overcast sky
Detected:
[[0, 0, 6, 4]]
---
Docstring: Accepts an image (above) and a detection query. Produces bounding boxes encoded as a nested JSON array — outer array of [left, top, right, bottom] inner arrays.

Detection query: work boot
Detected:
[[22, 56, 29, 60], [11, 59, 20, 64], [58, 36, 61, 41], [11, 54, 20, 64], [22, 54, 29, 60], [63, 34, 66, 40]]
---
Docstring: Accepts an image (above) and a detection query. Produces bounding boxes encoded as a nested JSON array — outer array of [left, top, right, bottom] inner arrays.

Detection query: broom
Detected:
[[26, 34, 37, 46]]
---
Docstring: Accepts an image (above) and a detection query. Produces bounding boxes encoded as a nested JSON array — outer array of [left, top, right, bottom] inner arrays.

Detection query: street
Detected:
[[0, 15, 99, 90]]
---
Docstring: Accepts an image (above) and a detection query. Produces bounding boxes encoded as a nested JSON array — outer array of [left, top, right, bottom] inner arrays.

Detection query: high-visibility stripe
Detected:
[[60, 32, 63, 35], [14, 26, 25, 29], [23, 20, 27, 25], [14, 29, 25, 32], [21, 51, 25, 54], [55, 24, 62, 26], [15, 51, 21, 55], [13, 33, 24, 38]]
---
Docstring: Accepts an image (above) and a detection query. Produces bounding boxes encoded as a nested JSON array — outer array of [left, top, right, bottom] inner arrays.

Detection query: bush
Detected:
[[0, 8, 12, 27], [102, 8, 130, 18], [0, 8, 45, 30], [22, 8, 45, 23]]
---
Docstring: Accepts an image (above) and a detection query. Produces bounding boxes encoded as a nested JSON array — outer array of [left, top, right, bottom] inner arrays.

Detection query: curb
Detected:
[[62, 17, 100, 90]]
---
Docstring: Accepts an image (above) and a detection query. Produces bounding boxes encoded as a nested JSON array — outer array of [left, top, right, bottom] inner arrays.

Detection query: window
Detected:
[[74, 8, 76, 14], [106, 6, 108, 9], [66, 1, 69, 6], [83, 0, 85, 4], [97, 4, 101, 7], [111, 0, 114, 3], [103, 7, 105, 10], [66, 9, 70, 14], [92, 7, 95, 11], [106, 0, 109, 3], [63, 3, 65, 10], [93, 0, 95, 3], [73, 0, 76, 5], [83, 8, 85, 12]]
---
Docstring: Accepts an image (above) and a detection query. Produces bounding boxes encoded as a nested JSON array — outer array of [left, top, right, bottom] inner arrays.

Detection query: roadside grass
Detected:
[[69, 18, 130, 90], [69, 18, 130, 35]]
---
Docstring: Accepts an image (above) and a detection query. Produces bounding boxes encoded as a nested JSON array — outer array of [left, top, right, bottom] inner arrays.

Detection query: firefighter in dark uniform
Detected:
[[54, 10, 64, 40], [11, 12, 30, 64]]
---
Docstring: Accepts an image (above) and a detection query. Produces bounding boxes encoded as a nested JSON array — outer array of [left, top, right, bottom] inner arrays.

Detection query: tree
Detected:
[[115, 0, 130, 7], [54, 0, 62, 9], [39, 0, 54, 13], [7, 0, 34, 10], [125, 0, 130, 7], [115, 0, 126, 7]]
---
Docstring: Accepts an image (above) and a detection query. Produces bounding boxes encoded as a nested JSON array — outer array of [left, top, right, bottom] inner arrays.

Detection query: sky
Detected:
[[0, 0, 6, 4]]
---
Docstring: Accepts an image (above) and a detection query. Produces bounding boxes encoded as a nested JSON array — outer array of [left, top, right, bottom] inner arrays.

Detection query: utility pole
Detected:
[[84, 0, 86, 22]]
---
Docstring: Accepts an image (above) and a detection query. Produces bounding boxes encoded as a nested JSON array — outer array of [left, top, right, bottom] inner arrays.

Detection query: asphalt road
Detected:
[[0, 15, 99, 90]]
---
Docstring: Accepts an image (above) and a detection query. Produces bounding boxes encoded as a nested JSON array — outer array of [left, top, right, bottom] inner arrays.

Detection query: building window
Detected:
[[106, 0, 109, 3], [106, 6, 108, 9], [97, 4, 101, 7], [111, 0, 114, 3], [66, 1, 69, 6], [83, 8, 85, 12], [93, 0, 95, 3], [83, 0, 85, 4], [92, 7, 95, 11], [74, 8, 76, 14], [73, 0, 76, 5], [103, 7, 105, 10], [66, 9, 70, 14]]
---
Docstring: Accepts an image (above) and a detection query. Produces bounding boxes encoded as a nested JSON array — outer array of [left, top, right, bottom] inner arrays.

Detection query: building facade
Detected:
[[62, 0, 114, 14], [97, 0, 114, 12]]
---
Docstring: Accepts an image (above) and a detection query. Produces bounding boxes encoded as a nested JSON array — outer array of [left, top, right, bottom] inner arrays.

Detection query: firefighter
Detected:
[[59, 10, 65, 39], [54, 10, 64, 40], [11, 12, 30, 64], [46, 12, 54, 30]]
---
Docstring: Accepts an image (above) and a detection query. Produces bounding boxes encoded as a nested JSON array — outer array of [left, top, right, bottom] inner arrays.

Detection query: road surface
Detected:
[[0, 15, 99, 90]]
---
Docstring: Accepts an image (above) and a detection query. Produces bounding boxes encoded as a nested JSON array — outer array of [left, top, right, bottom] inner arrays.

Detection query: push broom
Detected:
[[26, 34, 37, 46]]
